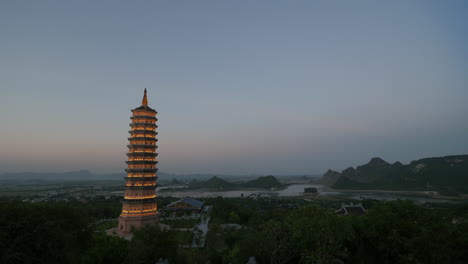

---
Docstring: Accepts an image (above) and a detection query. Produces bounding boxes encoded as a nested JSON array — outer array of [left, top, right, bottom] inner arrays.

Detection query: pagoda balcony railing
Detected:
[[127, 152, 158, 157], [130, 128, 157, 132], [130, 122, 158, 128], [126, 160, 158, 165], [128, 134, 157, 138], [125, 168, 158, 173], [120, 209, 158, 215], [124, 176, 158, 181], [129, 130, 158, 135], [122, 197, 158, 203], [127, 144, 158, 149], [124, 184, 158, 190], [128, 137, 158, 141], [130, 115, 157, 120], [128, 135, 157, 139], [120, 211, 159, 218]]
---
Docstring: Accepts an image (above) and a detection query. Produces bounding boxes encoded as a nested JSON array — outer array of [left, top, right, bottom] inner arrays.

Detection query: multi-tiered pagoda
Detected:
[[118, 89, 159, 234]]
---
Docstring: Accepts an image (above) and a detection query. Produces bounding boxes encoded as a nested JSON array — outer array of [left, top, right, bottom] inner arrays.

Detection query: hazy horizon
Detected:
[[2, 153, 468, 176], [2, 1, 468, 175]]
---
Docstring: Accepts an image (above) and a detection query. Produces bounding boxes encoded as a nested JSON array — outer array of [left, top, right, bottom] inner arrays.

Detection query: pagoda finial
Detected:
[[142, 88, 148, 106]]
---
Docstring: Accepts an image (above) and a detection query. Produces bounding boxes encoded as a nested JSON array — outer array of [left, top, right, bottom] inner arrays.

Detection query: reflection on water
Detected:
[[158, 184, 451, 203]]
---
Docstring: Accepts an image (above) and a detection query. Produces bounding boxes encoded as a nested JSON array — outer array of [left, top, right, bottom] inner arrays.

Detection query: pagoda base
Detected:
[[117, 214, 159, 234]]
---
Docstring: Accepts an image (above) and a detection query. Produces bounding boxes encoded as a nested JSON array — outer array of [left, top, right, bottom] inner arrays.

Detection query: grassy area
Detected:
[[174, 231, 193, 245], [161, 218, 199, 229], [94, 221, 118, 231]]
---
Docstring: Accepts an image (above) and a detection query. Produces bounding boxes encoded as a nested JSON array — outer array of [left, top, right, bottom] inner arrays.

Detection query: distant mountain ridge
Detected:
[[0, 170, 286, 191], [0, 170, 314, 182], [187, 175, 284, 190], [0, 170, 170, 182], [322, 155, 468, 194]]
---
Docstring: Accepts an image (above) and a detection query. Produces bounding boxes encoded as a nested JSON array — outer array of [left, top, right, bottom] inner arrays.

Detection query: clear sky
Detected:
[[1, 1, 467, 175]]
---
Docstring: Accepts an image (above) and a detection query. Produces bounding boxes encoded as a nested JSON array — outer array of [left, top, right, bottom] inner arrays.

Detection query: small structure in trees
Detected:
[[335, 202, 366, 216]]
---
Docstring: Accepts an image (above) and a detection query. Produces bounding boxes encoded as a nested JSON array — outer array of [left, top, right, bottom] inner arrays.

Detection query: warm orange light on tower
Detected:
[[118, 89, 159, 234]]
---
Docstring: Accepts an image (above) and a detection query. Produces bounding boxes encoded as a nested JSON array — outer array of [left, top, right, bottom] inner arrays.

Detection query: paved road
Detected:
[[191, 215, 210, 247], [190, 206, 212, 247]]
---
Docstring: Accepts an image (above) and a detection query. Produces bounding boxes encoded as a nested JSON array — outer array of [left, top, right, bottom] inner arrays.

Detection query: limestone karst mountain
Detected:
[[320, 155, 468, 194]]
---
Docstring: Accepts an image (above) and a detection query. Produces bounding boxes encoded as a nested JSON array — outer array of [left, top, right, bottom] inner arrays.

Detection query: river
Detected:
[[158, 184, 452, 203]]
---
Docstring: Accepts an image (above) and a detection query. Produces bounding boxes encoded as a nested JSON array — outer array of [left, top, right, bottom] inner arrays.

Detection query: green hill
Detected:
[[188, 176, 234, 190], [242, 175, 284, 189], [330, 155, 468, 194]]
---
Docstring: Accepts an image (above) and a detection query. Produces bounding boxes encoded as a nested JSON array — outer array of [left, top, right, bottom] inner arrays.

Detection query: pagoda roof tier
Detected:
[[125, 160, 158, 165], [126, 152, 158, 157], [129, 123, 158, 128], [122, 197, 158, 203], [124, 185, 158, 190], [124, 176, 158, 181], [129, 130, 158, 135], [132, 105, 157, 113], [127, 144, 158, 149], [130, 115, 157, 121], [125, 168, 158, 173], [128, 137, 158, 141]]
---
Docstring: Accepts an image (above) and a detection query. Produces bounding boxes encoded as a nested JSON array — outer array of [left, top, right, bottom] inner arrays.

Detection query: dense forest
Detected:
[[1, 197, 467, 264]]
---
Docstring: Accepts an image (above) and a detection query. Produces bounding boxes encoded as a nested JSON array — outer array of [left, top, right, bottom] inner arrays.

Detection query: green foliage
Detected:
[[257, 220, 296, 264], [222, 230, 258, 264], [160, 218, 199, 228], [0, 201, 91, 264], [126, 225, 179, 264], [209, 198, 468, 264], [209, 197, 260, 225], [352, 200, 467, 264], [94, 221, 118, 231], [173, 231, 194, 245], [2, 197, 467, 264], [80, 233, 128, 264], [287, 207, 355, 263], [178, 248, 223, 264]]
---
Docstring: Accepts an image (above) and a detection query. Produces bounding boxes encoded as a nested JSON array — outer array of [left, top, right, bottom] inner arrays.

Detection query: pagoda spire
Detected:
[[142, 88, 148, 106]]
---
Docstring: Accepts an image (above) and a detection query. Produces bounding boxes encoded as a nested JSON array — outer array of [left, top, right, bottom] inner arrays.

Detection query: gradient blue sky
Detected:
[[1, 1, 468, 175]]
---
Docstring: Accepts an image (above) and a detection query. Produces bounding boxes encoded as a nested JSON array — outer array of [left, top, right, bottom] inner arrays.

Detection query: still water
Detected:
[[158, 184, 451, 203]]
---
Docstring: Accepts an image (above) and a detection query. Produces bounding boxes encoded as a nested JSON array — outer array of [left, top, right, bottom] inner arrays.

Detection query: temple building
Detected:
[[118, 89, 159, 234], [165, 197, 205, 213]]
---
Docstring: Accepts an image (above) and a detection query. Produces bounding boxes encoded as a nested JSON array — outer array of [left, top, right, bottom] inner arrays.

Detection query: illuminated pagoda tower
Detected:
[[118, 89, 159, 234]]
